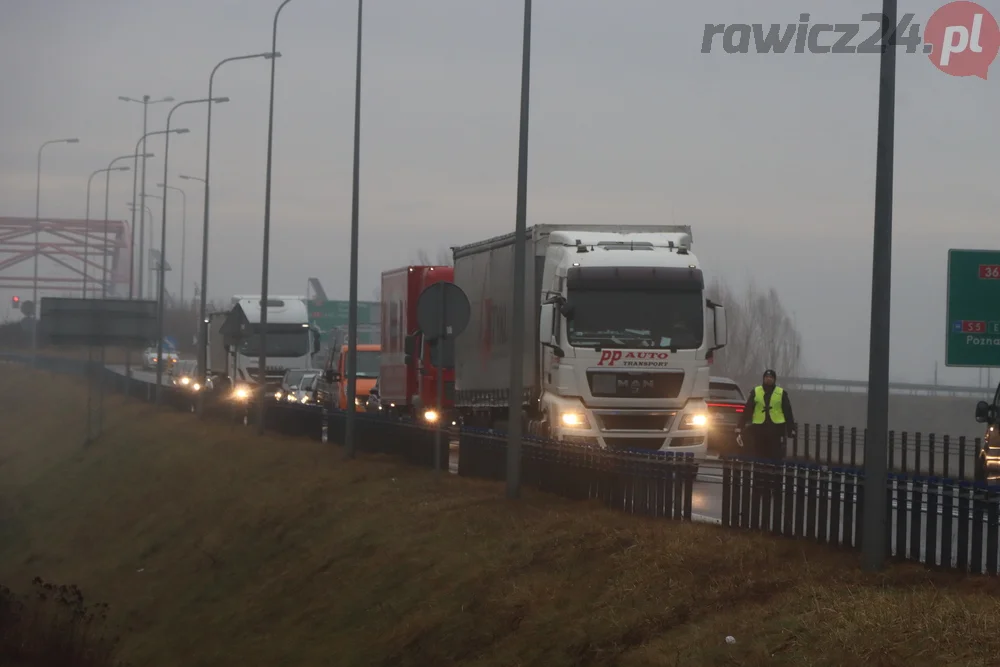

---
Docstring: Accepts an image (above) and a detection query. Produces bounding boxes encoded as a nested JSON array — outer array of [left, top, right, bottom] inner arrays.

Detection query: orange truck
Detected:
[[319, 339, 381, 412]]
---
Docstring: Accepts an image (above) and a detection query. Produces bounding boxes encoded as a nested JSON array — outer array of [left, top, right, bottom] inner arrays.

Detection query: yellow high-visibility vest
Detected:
[[751, 385, 785, 424]]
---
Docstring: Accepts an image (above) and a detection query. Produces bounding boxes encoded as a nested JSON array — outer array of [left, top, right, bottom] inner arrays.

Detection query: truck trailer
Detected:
[[379, 265, 456, 423], [451, 224, 727, 459]]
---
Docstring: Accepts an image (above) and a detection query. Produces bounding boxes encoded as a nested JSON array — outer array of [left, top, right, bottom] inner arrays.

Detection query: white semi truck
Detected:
[[227, 295, 322, 389], [451, 224, 727, 459]]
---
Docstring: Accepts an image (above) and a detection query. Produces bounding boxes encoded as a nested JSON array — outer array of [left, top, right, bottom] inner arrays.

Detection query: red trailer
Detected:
[[379, 265, 456, 423]]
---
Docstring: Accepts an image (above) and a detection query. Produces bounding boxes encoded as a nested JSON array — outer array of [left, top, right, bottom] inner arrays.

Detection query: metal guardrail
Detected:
[[786, 376, 991, 399]]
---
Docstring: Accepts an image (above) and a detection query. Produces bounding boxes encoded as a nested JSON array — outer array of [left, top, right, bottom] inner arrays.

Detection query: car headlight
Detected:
[[274, 391, 283, 400], [180, 377, 190, 385], [424, 409, 439, 423], [233, 386, 250, 400], [355, 396, 363, 406], [192, 383, 201, 391], [560, 411, 589, 429], [679, 412, 708, 429], [301, 395, 310, 403]]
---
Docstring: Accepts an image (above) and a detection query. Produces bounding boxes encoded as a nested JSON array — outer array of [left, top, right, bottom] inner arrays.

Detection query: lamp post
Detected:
[[84, 166, 130, 298], [128, 129, 181, 301], [197, 51, 278, 417], [155, 101, 226, 401], [105, 154, 149, 298], [143, 193, 164, 297], [120, 95, 173, 299], [97, 155, 142, 435], [861, 0, 898, 573], [506, 0, 533, 499], [157, 183, 187, 307], [257, 0, 295, 435], [32, 137, 79, 362], [344, 0, 364, 457]]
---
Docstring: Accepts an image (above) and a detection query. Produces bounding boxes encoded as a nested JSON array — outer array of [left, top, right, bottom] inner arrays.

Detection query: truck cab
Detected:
[[318, 342, 381, 412]]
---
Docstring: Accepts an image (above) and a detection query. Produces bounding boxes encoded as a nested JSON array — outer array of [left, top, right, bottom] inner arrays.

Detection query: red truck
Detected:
[[379, 265, 456, 424]]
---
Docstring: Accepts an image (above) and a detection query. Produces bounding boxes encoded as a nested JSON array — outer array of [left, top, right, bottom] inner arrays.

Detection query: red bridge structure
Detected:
[[0, 217, 132, 297]]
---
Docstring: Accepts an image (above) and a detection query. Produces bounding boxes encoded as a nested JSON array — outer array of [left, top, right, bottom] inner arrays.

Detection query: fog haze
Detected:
[[2, 0, 997, 386]]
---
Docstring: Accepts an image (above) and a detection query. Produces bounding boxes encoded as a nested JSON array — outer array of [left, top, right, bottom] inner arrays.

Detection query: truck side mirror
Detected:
[[559, 303, 575, 319], [324, 369, 340, 384], [976, 400, 993, 424], [539, 303, 555, 344], [404, 334, 416, 357], [712, 304, 728, 349]]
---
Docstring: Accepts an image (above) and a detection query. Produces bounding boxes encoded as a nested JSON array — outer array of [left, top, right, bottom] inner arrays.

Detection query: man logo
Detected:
[[617, 378, 654, 394]]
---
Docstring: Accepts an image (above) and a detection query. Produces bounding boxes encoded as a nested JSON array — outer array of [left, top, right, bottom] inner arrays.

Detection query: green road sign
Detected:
[[946, 249, 1000, 367], [308, 300, 380, 344]]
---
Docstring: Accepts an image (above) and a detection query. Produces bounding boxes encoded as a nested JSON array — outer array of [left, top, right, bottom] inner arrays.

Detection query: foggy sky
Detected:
[[2, 0, 998, 386]]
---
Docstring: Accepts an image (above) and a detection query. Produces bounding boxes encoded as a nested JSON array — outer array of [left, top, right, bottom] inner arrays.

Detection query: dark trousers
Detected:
[[746, 423, 787, 460]]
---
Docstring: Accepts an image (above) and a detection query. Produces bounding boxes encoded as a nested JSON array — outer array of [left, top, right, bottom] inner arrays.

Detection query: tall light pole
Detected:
[[344, 0, 364, 457], [861, 0, 897, 572], [84, 166, 130, 298], [157, 183, 187, 307], [32, 137, 79, 362], [155, 100, 226, 401], [98, 155, 141, 435], [128, 128, 180, 302], [120, 95, 174, 299], [143, 193, 165, 297], [196, 52, 278, 416], [258, 0, 295, 435], [506, 0, 533, 499]]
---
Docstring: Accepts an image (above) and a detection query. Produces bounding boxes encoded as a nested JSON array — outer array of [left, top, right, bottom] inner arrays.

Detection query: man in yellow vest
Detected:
[[735, 369, 797, 459]]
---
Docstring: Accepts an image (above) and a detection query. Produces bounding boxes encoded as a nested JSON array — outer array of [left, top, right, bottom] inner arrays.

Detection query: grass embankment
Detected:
[[2, 366, 1000, 666]]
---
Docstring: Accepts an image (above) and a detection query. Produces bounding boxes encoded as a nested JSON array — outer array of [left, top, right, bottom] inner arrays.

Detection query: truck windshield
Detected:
[[239, 330, 309, 358], [356, 350, 381, 378], [566, 289, 704, 349]]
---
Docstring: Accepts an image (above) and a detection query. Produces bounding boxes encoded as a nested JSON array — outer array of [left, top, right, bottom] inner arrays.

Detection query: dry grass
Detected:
[[2, 365, 1000, 667]]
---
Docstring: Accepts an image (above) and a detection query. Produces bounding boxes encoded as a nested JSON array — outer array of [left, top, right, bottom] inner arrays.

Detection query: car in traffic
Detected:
[[142, 344, 179, 371], [706, 376, 746, 456], [974, 385, 1000, 484], [274, 369, 320, 405], [169, 360, 199, 390]]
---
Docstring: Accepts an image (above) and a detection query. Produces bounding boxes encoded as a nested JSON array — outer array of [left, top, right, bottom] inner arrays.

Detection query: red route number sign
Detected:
[[979, 264, 1000, 279], [962, 320, 987, 333]]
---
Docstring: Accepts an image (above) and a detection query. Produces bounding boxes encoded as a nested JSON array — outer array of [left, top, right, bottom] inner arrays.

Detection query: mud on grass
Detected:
[[1, 365, 999, 667]]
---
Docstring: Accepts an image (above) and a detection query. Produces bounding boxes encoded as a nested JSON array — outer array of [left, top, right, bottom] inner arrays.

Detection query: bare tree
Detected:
[[706, 278, 803, 389], [413, 246, 453, 266]]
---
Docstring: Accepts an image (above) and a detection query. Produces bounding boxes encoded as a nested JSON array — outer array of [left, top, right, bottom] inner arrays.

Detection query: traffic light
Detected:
[[10, 295, 19, 310]]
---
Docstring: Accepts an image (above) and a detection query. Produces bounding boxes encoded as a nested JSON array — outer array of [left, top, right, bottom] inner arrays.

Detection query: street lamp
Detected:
[[506, 0, 533, 499], [106, 154, 150, 298], [197, 51, 278, 416], [84, 166, 130, 298], [155, 99, 226, 400], [256, 0, 297, 435], [130, 129, 186, 300], [120, 95, 173, 299], [345, 0, 364, 456], [157, 182, 188, 307], [32, 137, 79, 362], [861, 0, 898, 573]]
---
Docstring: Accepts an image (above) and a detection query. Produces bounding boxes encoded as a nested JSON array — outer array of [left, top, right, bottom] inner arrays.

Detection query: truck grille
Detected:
[[587, 370, 684, 399], [604, 437, 666, 451], [596, 413, 672, 431]]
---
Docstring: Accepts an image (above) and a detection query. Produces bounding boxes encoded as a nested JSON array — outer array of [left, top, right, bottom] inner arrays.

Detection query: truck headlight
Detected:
[[424, 409, 439, 423], [560, 411, 589, 429], [233, 385, 250, 401], [679, 412, 708, 429]]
